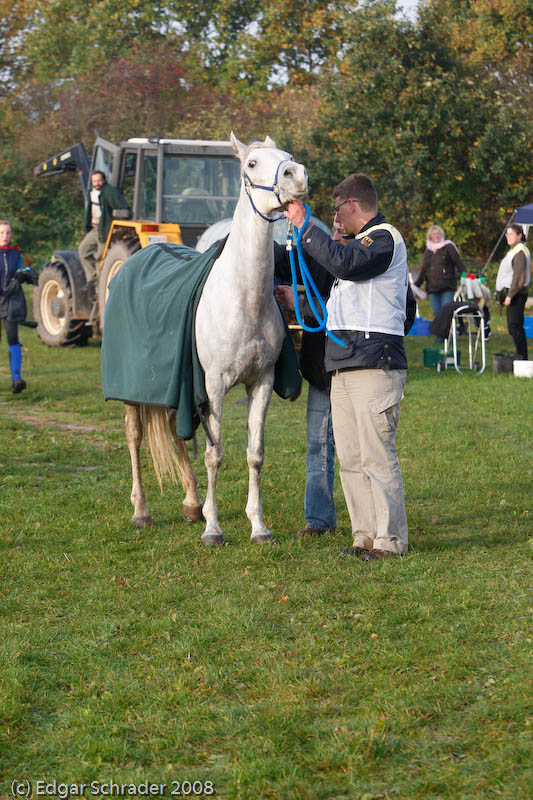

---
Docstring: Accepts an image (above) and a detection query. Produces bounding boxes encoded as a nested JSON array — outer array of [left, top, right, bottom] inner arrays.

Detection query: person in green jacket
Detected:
[[78, 170, 129, 283]]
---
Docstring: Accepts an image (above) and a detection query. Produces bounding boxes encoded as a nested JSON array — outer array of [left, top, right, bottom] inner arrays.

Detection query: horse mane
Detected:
[[244, 140, 274, 155]]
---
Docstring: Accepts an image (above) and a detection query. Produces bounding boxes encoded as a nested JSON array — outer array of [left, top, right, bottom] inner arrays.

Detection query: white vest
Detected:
[[495, 243, 530, 291], [326, 223, 408, 336]]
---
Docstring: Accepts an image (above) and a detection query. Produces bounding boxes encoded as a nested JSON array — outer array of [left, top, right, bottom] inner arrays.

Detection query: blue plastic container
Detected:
[[408, 318, 432, 336]]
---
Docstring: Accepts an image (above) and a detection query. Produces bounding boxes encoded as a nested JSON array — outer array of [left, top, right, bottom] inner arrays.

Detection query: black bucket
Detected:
[[492, 353, 517, 375]]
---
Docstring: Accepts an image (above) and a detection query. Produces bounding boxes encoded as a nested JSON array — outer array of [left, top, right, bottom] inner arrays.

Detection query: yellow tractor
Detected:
[[33, 135, 240, 345]]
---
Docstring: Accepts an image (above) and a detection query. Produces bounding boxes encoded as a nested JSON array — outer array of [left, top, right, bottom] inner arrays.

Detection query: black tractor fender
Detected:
[[48, 250, 95, 320]]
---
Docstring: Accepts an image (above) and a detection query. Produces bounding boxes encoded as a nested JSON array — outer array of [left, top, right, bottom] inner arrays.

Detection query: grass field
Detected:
[[0, 309, 531, 799]]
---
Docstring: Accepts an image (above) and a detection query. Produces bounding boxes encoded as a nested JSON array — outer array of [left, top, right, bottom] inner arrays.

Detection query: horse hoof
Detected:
[[202, 533, 225, 547], [251, 532, 275, 544], [183, 504, 204, 523], [133, 514, 152, 528]]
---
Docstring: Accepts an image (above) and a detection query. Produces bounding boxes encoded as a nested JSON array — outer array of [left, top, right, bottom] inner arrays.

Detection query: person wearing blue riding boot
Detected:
[[0, 220, 28, 393]]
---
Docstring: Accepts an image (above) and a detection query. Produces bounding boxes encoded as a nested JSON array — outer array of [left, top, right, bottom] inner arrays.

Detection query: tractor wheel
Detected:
[[33, 263, 92, 347], [98, 241, 139, 331]]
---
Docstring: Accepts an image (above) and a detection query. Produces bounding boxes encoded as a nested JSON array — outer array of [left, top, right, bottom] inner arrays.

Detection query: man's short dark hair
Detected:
[[333, 174, 378, 213], [91, 170, 106, 181]]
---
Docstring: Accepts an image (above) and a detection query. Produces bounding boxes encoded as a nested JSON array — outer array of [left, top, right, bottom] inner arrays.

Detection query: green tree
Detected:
[[0, 0, 39, 94], [22, 0, 171, 83], [4, 0, 531, 264], [306, 1, 532, 257], [3, 43, 286, 261], [18, 0, 361, 92], [189, 0, 349, 90], [419, 0, 532, 80], [417, 0, 533, 249], [0, 143, 82, 264]]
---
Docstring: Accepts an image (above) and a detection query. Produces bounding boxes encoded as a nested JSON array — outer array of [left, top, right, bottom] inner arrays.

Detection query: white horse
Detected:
[[124, 134, 308, 545]]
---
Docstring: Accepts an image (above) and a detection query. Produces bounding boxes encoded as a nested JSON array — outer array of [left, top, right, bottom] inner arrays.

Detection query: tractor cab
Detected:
[[33, 136, 240, 345]]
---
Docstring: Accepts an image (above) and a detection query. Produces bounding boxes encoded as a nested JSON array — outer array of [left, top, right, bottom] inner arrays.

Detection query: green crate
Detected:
[[423, 347, 461, 369], [423, 347, 444, 367]]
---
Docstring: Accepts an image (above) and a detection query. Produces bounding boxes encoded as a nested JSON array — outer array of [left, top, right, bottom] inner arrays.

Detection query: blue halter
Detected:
[[243, 157, 289, 223], [287, 204, 346, 348]]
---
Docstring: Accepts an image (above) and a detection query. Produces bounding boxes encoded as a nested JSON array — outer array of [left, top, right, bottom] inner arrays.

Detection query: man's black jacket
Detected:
[[274, 234, 415, 388]]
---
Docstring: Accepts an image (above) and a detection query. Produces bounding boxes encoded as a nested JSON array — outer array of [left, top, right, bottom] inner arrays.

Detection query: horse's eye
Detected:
[[247, 160, 256, 169]]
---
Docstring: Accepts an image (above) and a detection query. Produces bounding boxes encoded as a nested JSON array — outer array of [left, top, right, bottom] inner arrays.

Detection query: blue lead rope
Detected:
[[287, 204, 346, 348]]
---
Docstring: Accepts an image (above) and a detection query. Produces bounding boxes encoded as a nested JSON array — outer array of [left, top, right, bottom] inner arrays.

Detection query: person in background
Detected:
[[283, 174, 413, 561], [78, 170, 129, 283], [0, 220, 28, 393], [414, 224, 465, 318], [496, 223, 530, 360]]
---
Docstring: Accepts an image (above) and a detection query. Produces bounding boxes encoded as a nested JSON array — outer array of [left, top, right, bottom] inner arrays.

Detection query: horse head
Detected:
[[231, 132, 308, 222]]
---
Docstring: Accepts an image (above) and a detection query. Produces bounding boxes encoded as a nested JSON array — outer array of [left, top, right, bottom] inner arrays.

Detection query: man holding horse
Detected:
[[284, 174, 410, 561]]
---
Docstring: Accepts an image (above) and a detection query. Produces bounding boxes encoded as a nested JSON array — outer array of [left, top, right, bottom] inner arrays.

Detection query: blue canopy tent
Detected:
[[514, 203, 533, 224], [482, 202, 533, 273]]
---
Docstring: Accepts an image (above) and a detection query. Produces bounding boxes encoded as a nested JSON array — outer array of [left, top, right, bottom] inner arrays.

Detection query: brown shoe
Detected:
[[297, 526, 335, 537], [363, 549, 400, 561], [339, 546, 368, 557]]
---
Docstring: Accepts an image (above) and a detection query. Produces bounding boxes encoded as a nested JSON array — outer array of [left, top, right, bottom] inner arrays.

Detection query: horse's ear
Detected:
[[264, 135, 277, 148], [230, 132, 247, 161]]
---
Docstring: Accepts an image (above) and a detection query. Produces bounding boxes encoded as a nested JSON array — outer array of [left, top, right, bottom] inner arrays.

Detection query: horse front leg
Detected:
[[246, 374, 275, 544], [124, 403, 152, 528], [201, 380, 226, 547]]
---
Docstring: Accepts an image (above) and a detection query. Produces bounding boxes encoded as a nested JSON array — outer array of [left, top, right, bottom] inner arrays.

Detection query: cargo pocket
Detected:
[[369, 392, 400, 434]]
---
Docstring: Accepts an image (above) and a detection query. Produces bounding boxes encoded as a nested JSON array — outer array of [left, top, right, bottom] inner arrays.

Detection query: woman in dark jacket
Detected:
[[415, 224, 465, 318], [0, 220, 27, 393]]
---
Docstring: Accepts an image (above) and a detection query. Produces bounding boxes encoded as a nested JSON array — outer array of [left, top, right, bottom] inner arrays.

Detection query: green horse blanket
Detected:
[[101, 242, 301, 440]]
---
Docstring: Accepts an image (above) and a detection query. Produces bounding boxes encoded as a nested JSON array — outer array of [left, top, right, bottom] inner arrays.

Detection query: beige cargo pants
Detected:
[[330, 367, 408, 554]]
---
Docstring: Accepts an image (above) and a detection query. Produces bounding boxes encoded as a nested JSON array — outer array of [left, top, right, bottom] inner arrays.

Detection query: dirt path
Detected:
[[0, 401, 97, 431]]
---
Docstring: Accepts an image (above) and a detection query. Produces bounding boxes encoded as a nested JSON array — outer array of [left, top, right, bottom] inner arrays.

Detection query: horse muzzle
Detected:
[[278, 163, 308, 205]]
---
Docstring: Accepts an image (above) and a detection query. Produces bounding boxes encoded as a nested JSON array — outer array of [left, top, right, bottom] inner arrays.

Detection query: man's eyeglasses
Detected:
[[332, 198, 354, 216]]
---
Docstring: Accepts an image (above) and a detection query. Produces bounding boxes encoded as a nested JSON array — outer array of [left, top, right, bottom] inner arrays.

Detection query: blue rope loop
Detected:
[[288, 204, 346, 348]]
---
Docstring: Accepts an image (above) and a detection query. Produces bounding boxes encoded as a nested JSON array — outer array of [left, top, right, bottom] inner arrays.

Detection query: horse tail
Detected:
[[140, 405, 182, 490]]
